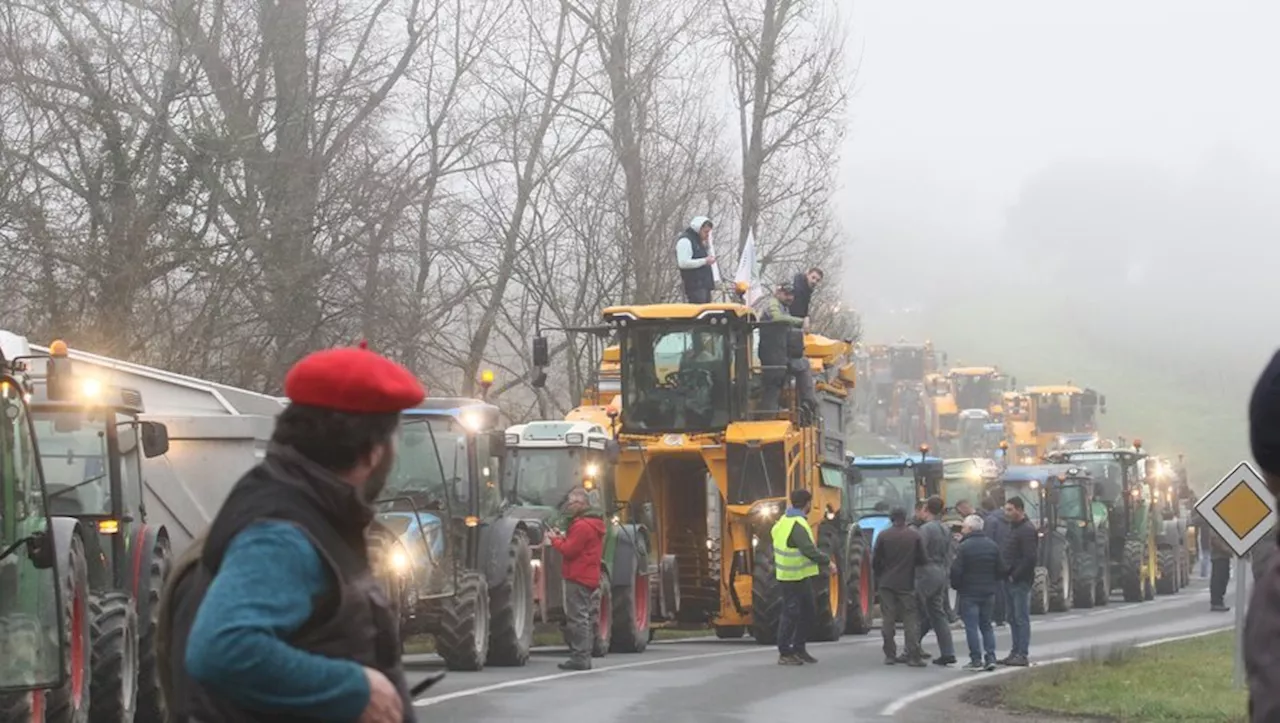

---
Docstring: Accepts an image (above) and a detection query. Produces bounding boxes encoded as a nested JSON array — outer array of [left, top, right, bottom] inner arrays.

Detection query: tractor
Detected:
[[1047, 443, 1158, 603], [942, 457, 997, 527], [371, 396, 536, 671], [502, 417, 652, 654], [845, 451, 944, 629], [1024, 385, 1106, 456], [995, 465, 1109, 614], [537, 303, 857, 646], [1145, 455, 1193, 594], [924, 373, 958, 449], [0, 335, 86, 723]]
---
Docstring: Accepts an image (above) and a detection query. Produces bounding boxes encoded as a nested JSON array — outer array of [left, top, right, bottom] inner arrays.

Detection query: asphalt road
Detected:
[[405, 578, 1233, 722]]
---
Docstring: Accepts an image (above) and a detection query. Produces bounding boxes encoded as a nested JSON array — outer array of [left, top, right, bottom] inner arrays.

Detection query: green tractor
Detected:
[[1145, 455, 1194, 594], [1048, 443, 1158, 603], [0, 338, 79, 723]]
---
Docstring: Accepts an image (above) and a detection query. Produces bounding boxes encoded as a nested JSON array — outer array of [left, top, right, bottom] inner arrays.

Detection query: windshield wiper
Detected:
[[46, 473, 107, 499]]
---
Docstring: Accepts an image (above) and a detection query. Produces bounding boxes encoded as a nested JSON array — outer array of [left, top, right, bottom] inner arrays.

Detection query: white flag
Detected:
[[734, 230, 763, 306]]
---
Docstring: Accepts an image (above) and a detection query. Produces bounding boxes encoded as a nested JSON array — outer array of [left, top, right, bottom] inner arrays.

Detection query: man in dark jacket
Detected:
[[981, 496, 1010, 625], [952, 514, 1005, 671], [916, 496, 956, 665], [873, 508, 928, 667], [1209, 528, 1233, 612], [1000, 496, 1038, 666], [548, 487, 607, 670], [161, 343, 424, 723], [675, 216, 716, 303], [753, 283, 814, 412], [1244, 348, 1280, 721], [770, 489, 837, 665], [789, 267, 824, 318]]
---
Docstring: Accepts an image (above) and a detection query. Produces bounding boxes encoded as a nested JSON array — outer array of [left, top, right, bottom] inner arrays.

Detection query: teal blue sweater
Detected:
[[184, 521, 371, 720]]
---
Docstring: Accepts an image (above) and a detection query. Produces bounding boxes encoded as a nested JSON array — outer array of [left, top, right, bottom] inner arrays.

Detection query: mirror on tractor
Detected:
[[532, 335, 549, 368], [140, 421, 170, 458], [604, 439, 621, 464]]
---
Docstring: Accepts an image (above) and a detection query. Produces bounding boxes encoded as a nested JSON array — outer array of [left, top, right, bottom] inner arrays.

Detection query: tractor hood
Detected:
[[857, 514, 892, 547], [375, 510, 445, 557]]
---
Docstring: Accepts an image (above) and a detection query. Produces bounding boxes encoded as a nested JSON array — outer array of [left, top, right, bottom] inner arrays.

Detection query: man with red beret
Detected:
[[159, 343, 424, 723]]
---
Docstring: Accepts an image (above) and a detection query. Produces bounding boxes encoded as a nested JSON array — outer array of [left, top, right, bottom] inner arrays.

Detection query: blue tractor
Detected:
[[842, 451, 945, 634], [369, 398, 536, 671]]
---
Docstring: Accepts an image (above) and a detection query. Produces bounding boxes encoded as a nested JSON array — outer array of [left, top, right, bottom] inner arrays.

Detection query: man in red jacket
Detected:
[[548, 487, 606, 670]]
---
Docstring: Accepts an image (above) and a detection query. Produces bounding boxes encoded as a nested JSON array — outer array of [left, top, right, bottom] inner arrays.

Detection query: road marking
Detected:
[[1134, 626, 1232, 648], [1055, 614, 1081, 621], [414, 638, 877, 707], [879, 657, 1077, 716]]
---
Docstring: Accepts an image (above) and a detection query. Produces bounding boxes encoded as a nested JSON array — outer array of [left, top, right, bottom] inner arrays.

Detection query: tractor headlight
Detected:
[[749, 500, 786, 524], [752, 534, 759, 548], [389, 548, 410, 575]]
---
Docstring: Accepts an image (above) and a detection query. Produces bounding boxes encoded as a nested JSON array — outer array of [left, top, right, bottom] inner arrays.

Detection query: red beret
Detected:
[[284, 343, 425, 414]]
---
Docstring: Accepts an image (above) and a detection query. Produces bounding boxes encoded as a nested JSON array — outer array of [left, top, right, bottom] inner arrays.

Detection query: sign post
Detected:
[[1194, 460, 1277, 689]]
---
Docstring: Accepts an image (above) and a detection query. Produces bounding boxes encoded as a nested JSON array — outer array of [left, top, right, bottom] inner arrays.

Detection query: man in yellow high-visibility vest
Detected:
[[771, 489, 838, 665]]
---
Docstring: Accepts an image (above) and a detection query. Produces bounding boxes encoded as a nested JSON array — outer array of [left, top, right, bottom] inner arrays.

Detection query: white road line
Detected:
[[1055, 614, 1081, 621], [1134, 626, 1232, 648], [879, 657, 1077, 716], [414, 638, 877, 707]]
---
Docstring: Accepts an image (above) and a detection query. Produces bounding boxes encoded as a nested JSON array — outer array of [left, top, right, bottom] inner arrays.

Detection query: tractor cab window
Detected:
[[474, 432, 502, 518], [849, 468, 916, 515], [0, 380, 63, 689], [1058, 484, 1087, 520], [1035, 393, 1085, 434], [31, 410, 111, 516], [385, 418, 459, 515], [506, 447, 604, 508], [115, 415, 144, 515], [890, 349, 924, 381], [954, 375, 993, 411], [621, 325, 732, 433], [1071, 457, 1125, 503], [1004, 483, 1043, 524]]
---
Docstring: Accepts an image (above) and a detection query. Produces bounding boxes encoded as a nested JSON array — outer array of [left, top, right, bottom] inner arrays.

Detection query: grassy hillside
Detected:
[[863, 295, 1250, 490]]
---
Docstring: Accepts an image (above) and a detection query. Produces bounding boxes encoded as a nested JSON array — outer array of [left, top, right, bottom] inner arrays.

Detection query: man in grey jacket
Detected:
[[916, 496, 957, 665]]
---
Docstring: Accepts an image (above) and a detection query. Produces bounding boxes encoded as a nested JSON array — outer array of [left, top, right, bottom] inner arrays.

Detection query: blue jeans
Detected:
[[958, 594, 997, 664], [1007, 581, 1032, 656]]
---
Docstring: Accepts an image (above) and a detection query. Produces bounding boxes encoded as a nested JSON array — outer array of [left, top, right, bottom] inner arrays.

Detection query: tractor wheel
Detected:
[[843, 528, 873, 635], [87, 592, 138, 723], [1095, 552, 1111, 606], [47, 533, 91, 723], [749, 537, 781, 645], [1121, 540, 1145, 602], [1178, 547, 1191, 588], [435, 571, 490, 671], [135, 535, 170, 723], [0, 689, 43, 723], [0, 615, 45, 722], [591, 569, 612, 658], [1049, 542, 1073, 613], [811, 523, 846, 642], [487, 531, 533, 667], [1072, 546, 1096, 608], [1156, 548, 1178, 595], [715, 625, 746, 639], [1030, 566, 1050, 615], [610, 542, 650, 654]]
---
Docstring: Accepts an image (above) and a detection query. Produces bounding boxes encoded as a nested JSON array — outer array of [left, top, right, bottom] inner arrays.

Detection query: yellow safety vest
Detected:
[[771, 515, 820, 581]]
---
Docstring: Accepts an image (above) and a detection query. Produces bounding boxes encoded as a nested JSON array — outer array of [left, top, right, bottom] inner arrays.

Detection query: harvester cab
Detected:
[[949, 366, 1000, 417], [503, 418, 652, 655], [375, 396, 536, 671], [0, 334, 66, 721], [1025, 385, 1106, 456], [1047, 443, 1157, 603], [17, 336, 174, 721], [998, 465, 1105, 614], [576, 302, 855, 647]]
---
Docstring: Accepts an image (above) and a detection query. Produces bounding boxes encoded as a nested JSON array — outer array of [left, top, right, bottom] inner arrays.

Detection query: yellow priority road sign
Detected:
[[1194, 461, 1277, 558]]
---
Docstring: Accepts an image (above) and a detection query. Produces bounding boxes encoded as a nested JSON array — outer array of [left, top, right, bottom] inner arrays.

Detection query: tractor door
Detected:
[[0, 377, 65, 693]]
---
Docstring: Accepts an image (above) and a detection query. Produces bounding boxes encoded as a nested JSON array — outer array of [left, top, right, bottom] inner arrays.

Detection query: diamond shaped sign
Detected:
[[1194, 461, 1277, 557]]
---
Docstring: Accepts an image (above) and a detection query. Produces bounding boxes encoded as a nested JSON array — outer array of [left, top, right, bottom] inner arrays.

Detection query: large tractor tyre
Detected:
[[487, 531, 534, 667], [610, 546, 651, 654], [715, 625, 746, 639], [135, 535, 170, 723], [87, 592, 139, 723], [843, 531, 873, 635], [590, 570, 613, 658], [0, 615, 45, 723], [435, 571, 490, 672], [0, 690, 42, 723], [1072, 547, 1096, 609], [811, 524, 847, 642], [47, 533, 91, 723], [1156, 548, 1178, 595], [1030, 566, 1050, 615], [1048, 544, 1073, 613], [1094, 553, 1111, 606], [1178, 547, 1191, 588], [1121, 540, 1145, 603], [749, 539, 782, 645]]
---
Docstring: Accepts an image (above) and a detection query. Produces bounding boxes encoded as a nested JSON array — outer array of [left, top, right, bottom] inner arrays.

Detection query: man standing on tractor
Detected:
[[916, 496, 957, 666], [753, 282, 815, 414], [874, 507, 928, 667], [788, 266, 824, 319], [675, 216, 717, 303], [771, 489, 837, 666], [547, 487, 606, 671], [160, 342, 424, 723], [1000, 496, 1038, 667]]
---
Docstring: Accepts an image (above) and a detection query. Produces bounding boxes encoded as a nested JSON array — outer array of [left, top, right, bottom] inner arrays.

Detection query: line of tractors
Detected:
[[0, 313, 1207, 723]]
